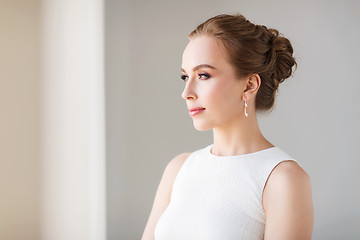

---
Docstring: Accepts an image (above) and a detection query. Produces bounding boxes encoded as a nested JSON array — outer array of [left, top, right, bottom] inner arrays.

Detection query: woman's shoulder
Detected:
[[164, 144, 210, 178], [265, 160, 310, 196], [164, 152, 193, 176], [263, 160, 313, 219], [262, 160, 314, 238], [271, 160, 309, 184]]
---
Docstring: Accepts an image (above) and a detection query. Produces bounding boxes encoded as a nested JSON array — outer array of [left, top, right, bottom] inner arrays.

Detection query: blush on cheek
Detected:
[[208, 82, 228, 100], [209, 80, 226, 94]]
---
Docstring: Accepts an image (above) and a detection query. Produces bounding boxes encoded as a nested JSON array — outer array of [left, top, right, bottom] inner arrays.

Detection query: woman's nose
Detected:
[[181, 80, 197, 100]]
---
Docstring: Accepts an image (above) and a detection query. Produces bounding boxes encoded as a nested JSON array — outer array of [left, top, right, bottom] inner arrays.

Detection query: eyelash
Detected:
[[181, 73, 211, 82]]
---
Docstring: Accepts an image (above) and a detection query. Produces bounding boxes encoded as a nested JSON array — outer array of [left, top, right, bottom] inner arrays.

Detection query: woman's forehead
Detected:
[[182, 36, 229, 72]]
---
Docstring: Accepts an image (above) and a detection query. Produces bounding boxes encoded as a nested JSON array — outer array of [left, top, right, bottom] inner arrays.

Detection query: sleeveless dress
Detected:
[[154, 143, 301, 240]]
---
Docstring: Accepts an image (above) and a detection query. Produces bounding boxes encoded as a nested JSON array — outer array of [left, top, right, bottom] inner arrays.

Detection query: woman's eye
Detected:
[[181, 73, 210, 81], [180, 74, 188, 81], [198, 73, 210, 80]]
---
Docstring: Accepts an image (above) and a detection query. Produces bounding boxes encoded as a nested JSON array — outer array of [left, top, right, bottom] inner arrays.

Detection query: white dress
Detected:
[[154, 143, 301, 240]]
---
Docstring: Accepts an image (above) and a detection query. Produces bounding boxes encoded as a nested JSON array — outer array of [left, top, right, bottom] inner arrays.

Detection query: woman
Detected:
[[142, 13, 314, 240]]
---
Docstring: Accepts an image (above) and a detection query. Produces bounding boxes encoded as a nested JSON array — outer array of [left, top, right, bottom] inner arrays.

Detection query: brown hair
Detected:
[[189, 13, 297, 111]]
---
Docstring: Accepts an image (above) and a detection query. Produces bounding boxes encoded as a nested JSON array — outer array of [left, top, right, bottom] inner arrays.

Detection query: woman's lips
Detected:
[[189, 108, 205, 117]]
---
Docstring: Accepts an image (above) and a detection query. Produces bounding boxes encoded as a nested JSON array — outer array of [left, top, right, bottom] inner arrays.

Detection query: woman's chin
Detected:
[[193, 122, 213, 131]]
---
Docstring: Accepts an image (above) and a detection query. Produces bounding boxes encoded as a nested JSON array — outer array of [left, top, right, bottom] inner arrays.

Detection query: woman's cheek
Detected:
[[210, 83, 227, 102]]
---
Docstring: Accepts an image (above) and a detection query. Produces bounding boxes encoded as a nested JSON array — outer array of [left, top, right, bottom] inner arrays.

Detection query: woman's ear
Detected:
[[243, 74, 261, 100]]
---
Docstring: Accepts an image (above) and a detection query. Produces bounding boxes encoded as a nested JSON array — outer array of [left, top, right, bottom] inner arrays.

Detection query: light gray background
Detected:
[[105, 0, 360, 239]]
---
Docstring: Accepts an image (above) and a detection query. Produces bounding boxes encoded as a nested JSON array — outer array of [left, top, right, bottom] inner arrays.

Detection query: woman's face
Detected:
[[181, 36, 247, 131]]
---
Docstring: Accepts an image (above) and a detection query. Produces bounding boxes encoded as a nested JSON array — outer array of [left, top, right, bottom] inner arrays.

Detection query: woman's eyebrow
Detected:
[[181, 64, 216, 73]]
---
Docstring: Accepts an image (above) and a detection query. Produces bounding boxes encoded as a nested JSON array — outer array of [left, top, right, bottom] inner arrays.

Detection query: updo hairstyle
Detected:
[[189, 13, 297, 111]]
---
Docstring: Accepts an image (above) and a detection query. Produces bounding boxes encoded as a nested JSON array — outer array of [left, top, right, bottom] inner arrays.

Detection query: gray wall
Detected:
[[105, 0, 360, 239]]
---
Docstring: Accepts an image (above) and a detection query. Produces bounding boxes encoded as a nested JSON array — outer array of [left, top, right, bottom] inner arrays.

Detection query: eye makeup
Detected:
[[180, 73, 211, 82]]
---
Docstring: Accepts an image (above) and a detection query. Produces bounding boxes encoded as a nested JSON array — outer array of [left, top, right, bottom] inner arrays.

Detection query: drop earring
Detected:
[[244, 96, 248, 117]]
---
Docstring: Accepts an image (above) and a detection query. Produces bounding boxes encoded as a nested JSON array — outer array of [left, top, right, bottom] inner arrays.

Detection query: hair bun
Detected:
[[268, 28, 297, 84]]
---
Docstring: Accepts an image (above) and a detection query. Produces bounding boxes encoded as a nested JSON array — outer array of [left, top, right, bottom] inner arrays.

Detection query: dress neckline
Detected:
[[206, 143, 278, 159]]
